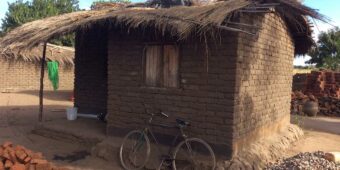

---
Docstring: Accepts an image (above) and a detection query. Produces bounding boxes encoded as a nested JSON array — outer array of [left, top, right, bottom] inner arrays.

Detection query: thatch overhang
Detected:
[[0, 0, 327, 55], [0, 43, 74, 66]]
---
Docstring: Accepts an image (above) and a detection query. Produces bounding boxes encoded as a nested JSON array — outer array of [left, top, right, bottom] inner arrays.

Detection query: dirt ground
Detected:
[[1, 91, 340, 169], [0, 90, 121, 170], [285, 130, 340, 157], [287, 115, 340, 157]]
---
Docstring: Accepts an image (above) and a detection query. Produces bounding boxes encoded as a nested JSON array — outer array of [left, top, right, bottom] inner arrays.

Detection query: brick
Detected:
[[0, 161, 3, 170], [23, 156, 32, 163], [9, 150, 18, 163], [15, 150, 27, 162], [2, 150, 11, 160], [31, 159, 48, 164], [10, 164, 25, 170], [4, 160, 13, 168], [31, 152, 43, 159], [27, 164, 36, 170], [24, 149, 33, 157], [14, 145, 26, 152], [35, 163, 51, 170]]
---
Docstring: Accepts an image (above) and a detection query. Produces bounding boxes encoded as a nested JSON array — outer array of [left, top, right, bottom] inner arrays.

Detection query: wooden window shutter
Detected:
[[145, 45, 162, 87], [163, 45, 179, 88]]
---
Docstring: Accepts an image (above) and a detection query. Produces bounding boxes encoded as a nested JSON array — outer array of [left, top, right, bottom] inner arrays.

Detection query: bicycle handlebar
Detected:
[[148, 111, 169, 118], [143, 103, 169, 119], [160, 112, 169, 118]]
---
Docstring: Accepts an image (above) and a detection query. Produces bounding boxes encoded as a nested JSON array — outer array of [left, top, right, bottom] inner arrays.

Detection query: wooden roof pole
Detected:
[[39, 42, 47, 122]]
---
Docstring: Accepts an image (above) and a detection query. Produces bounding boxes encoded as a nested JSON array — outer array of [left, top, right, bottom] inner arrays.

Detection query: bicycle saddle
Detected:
[[176, 118, 190, 126]]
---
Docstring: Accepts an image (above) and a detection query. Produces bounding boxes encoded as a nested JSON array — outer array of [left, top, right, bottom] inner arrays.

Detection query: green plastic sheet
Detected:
[[47, 61, 59, 90]]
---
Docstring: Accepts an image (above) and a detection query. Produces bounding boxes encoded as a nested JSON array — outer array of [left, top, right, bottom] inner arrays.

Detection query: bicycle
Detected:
[[119, 106, 216, 170]]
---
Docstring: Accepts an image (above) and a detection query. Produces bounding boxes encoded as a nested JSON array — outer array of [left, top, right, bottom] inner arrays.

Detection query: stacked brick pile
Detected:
[[318, 96, 340, 117], [305, 71, 340, 98], [291, 70, 340, 117], [291, 91, 340, 117], [0, 142, 69, 170]]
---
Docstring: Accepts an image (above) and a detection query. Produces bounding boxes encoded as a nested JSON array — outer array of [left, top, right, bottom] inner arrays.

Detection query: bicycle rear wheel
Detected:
[[119, 130, 151, 170], [172, 138, 216, 170]]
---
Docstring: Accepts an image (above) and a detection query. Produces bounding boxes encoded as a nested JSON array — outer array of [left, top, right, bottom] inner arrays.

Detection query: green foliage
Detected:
[[91, 0, 131, 9], [306, 27, 340, 70], [1, 0, 79, 46], [291, 114, 305, 128]]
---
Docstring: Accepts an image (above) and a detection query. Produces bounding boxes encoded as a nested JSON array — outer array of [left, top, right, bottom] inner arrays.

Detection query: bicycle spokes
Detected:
[[120, 131, 150, 170], [173, 139, 216, 170]]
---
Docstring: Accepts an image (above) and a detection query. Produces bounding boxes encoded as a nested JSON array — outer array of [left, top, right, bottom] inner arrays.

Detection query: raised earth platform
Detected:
[[218, 124, 304, 170], [32, 118, 304, 170]]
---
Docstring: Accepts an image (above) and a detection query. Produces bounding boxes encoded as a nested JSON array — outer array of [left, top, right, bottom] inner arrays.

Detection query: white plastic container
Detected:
[[66, 107, 78, 120]]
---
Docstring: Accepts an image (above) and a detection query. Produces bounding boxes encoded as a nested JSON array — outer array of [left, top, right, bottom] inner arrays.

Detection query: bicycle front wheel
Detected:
[[172, 138, 216, 170], [119, 130, 151, 170]]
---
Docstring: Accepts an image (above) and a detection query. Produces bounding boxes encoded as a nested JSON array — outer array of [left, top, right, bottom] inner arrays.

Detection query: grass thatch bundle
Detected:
[[0, 0, 327, 56], [0, 43, 74, 66]]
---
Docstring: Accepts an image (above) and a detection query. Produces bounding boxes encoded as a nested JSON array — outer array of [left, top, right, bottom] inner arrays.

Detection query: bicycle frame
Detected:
[[141, 114, 189, 160], [145, 127, 179, 156], [121, 109, 215, 170]]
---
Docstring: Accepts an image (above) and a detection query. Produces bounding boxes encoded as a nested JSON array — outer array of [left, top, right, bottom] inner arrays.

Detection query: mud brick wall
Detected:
[[232, 13, 294, 154], [74, 28, 108, 114], [106, 30, 238, 156], [0, 58, 74, 92]]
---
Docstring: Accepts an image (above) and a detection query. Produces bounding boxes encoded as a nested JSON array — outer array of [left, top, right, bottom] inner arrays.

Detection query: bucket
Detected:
[[66, 107, 78, 120]]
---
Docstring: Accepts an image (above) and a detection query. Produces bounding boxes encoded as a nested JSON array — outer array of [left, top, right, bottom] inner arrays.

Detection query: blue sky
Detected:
[[0, 0, 339, 65], [294, 0, 340, 66]]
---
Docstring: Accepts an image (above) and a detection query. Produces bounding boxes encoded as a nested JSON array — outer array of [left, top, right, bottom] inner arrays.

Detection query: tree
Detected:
[[306, 27, 340, 70], [91, 0, 131, 10], [0, 0, 79, 46]]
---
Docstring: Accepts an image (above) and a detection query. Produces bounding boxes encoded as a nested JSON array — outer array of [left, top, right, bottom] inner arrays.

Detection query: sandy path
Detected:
[[0, 90, 120, 170], [285, 130, 340, 157], [286, 116, 340, 157]]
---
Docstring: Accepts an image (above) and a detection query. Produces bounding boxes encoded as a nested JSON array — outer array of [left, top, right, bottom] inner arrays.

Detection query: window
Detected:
[[144, 45, 179, 88]]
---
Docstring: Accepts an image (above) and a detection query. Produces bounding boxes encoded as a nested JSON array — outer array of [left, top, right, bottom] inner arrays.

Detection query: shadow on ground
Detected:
[[14, 90, 73, 102]]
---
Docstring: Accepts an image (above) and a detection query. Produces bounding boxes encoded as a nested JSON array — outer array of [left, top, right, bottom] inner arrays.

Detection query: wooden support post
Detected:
[[39, 42, 47, 122]]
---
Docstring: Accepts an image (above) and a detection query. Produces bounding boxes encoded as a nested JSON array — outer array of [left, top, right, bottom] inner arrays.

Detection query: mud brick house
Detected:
[[0, 44, 74, 91], [0, 0, 324, 158]]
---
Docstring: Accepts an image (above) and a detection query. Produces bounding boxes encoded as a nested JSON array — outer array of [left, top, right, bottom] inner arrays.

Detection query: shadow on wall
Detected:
[[233, 12, 296, 146], [14, 90, 73, 102]]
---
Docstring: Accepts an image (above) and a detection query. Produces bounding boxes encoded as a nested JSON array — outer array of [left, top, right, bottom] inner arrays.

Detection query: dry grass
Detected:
[[0, 43, 74, 66], [0, 0, 327, 57], [293, 68, 312, 75]]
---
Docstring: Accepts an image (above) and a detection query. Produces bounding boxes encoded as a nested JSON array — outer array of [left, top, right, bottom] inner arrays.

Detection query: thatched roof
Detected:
[[0, 43, 74, 65], [0, 0, 326, 55]]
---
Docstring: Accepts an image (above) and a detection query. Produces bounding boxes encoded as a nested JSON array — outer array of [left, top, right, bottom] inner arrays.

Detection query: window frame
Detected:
[[142, 43, 180, 89]]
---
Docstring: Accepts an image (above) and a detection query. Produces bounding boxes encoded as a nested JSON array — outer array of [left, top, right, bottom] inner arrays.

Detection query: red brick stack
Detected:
[[304, 71, 340, 98], [334, 72, 340, 87], [0, 142, 69, 170]]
